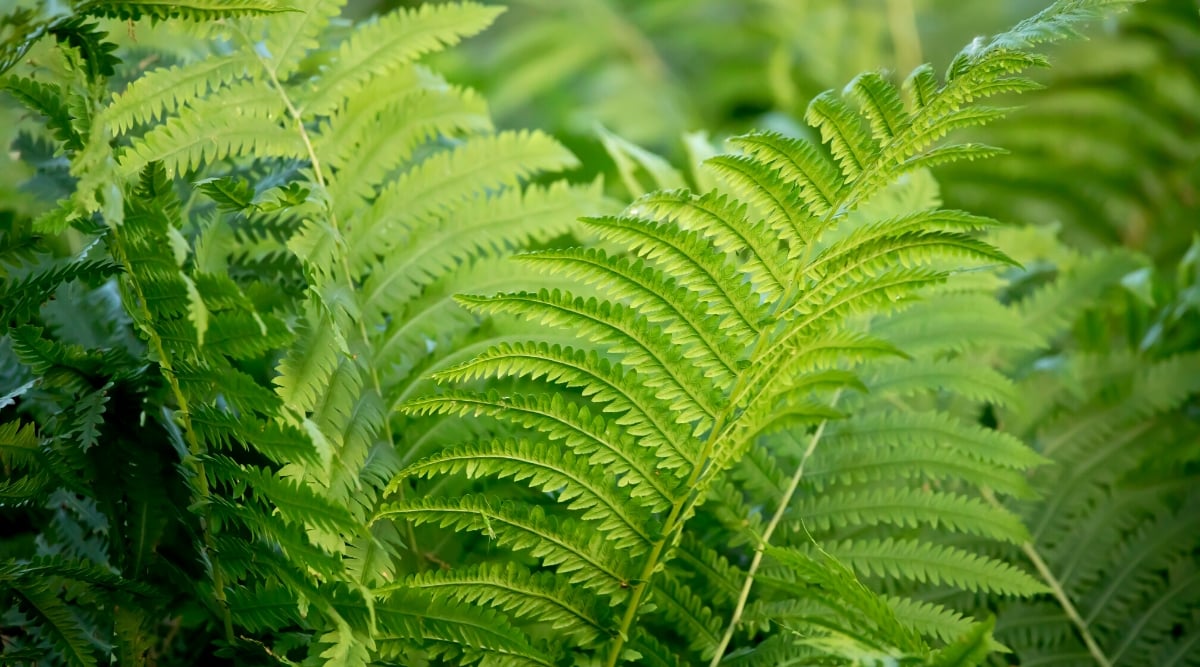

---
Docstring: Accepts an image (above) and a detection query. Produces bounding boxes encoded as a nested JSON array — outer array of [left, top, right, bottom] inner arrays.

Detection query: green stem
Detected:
[[605, 203, 832, 664], [982, 489, 1112, 667]]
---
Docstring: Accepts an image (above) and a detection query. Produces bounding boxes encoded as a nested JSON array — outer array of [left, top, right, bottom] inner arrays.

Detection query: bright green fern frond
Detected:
[[392, 437, 654, 552], [455, 290, 721, 437], [1, 75, 81, 149], [580, 214, 766, 340], [385, 563, 614, 647], [431, 341, 694, 471], [357, 179, 594, 328], [632, 189, 789, 299], [383, 2, 1132, 663], [301, 2, 503, 116], [375, 495, 632, 599], [100, 54, 253, 135], [400, 391, 676, 511], [517, 248, 741, 383], [118, 106, 303, 178], [348, 130, 578, 268]]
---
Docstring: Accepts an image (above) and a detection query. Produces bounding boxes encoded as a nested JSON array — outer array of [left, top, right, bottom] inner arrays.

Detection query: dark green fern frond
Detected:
[[77, 0, 288, 21]]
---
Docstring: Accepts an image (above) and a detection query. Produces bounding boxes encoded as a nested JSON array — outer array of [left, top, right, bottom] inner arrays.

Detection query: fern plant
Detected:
[[791, 211, 1199, 667], [5, 0, 1189, 666], [1, 0, 599, 664], [373, 2, 1136, 665], [969, 229, 1200, 667]]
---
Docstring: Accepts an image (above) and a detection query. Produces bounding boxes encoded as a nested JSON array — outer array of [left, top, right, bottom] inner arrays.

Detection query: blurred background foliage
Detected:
[[4, 0, 1196, 263], [332, 0, 1197, 265]]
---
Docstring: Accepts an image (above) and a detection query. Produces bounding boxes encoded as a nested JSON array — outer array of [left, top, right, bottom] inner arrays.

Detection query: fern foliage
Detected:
[[939, 0, 1200, 262], [963, 229, 1200, 667], [1, 0, 598, 664], [3, 0, 1189, 666], [375, 2, 1137, 665]]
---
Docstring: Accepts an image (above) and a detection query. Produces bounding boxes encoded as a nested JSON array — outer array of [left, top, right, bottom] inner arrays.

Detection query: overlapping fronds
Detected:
[[0, 0, 598, 664], [970, 234, 1200, 667], [380, 3, 1133, 664]]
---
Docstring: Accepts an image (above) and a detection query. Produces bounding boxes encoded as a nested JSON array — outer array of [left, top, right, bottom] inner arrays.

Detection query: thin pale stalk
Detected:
[[708, 390, 841, 666], [982, 488, 1112, 667]]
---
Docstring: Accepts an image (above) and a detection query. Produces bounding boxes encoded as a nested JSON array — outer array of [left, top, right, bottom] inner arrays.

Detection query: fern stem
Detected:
[[708, 392, 840, 666], [236, 25, 426, 572], [604, 500, 684, 666], [606, 411, 735, 664], [982, 489, 1113, 667]]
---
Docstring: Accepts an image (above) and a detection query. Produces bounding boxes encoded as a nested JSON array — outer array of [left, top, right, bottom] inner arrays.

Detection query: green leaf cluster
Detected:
[[1, 1, 1195, 666]]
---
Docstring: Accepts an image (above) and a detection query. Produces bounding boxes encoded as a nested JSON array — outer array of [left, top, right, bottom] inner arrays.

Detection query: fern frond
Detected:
[[819, 538, 1047, 596], [378, 496, 632, 596], [1, 75, 81, 149], [456, 290, 720, 437], [393, 437, 653, 552], [789, 488, 1029, 544], [925, 618, 995, 667], [357, 178, 593, 326], [118, 105, 302, 178], [517, 248, 741, 382], [632, 189, 789, 299], [254, 0, 342, 80], [884, 597, 977, 645], [864, 358, 1020, 407], [385, 563, 614, 647], [272, 306, 347, 415], [0, 258, 120, 325], [815, 411, 1047, 492], [760, 545, 925, 654], [433, 341, 693, 469], [101, 54, 253, 134], [225, 583, 301, 632], [580, 214, 766, 341], [651, 572, 723, 659], [325, 86, 491, 199], [872, 293, 1046, 355], [401, 391, 676, 511], [374, 590, 558, 667], [76, 0, 287, 21], [302, 2, 504, 116], [9, 579, 99, 667]]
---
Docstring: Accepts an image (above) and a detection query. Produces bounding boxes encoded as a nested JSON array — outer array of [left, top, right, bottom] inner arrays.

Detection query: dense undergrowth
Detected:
[[0, 0, 1196, 666]]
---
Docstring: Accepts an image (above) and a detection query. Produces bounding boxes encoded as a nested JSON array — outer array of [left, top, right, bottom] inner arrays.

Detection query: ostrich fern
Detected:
[[1, 1, 1181, 666], [1, 0, 598, 664], [377, 1, 1137, 665]]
